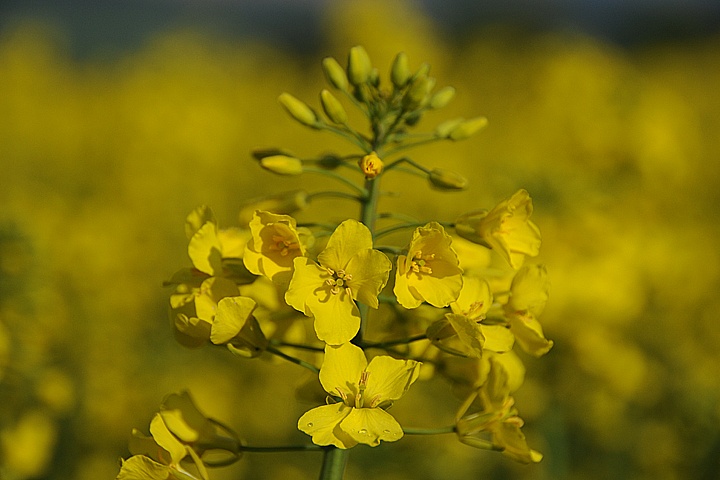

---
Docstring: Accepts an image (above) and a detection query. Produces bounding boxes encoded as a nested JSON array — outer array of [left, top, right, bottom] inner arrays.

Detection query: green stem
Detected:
[[240, 444, 324, 453], [403, 425, 456, 435], [361, 333, 428, 349], [383, 137, 441, 157], [270, 339, 324, 353], [318, 447, 350, 480], [266, 345, 320, 374], [383, 156, 430, 174]]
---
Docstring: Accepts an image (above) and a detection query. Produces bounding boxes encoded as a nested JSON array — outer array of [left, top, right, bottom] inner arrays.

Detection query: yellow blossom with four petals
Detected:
[[285, 220, 392, 345], [394, 222, 463, 309], [298, 343, 421, 448]]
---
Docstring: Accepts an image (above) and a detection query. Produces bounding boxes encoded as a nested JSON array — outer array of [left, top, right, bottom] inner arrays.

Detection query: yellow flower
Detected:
[[186, 207, 249, 277], [503, 265, 553, 357], [243, 210, 311, 287], [285, 220, 391, 345], [358, 152, 384, 179], [118, 413, 208, 480], [455, 189, 541, 269], [394, 222, 463, 309], [170, 277, 240, 348], [455, 357, 542, 464], [450, 277, 514, 353], [298, 343, 420, 448], [211, 296, 268, 357]]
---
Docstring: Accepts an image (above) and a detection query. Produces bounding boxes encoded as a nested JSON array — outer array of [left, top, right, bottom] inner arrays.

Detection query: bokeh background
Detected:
[[1, 0, 720, 479]]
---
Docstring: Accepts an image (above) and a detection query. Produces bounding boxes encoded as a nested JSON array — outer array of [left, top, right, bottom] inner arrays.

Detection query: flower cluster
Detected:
[[118, 46, 554, 479]]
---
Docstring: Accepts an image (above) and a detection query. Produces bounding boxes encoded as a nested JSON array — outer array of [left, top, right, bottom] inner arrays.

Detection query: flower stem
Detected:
[[266, 345, 320, 374], [318, 447, 349, 480], [403, 425, 456, 435], [361, 333, 428, 349]]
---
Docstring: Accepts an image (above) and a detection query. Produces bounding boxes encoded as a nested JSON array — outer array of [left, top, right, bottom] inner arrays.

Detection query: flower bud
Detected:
[[358, 152, 384, 179], [260, 155, 303, 176], [428, 168, 468, 191], [322, 56, 348, 91], [278, 92, 318, 128], [320, 89, 348, 124], [403, 74, 433, 110], [435, 118, 465, 138], [429, 86, 456, 109], [347, 45, 372, 85], [391, 52, 411, 88], [449, 116, 488, 141]]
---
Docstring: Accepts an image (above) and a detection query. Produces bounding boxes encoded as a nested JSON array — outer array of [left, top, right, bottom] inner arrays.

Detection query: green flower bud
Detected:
[[435, 118, 465, 138], [320, 89, 348, 124], [428, 168, 468, 191], [403, 74, 432, 110], [347, 45, 372, 85], [260, 155, 303, 176], [391, 52, 411, 88], [322, 57, 348, 91], [429, 86, 456, 109], [278, 92, 318, 128], [449, 116, 488, 140]]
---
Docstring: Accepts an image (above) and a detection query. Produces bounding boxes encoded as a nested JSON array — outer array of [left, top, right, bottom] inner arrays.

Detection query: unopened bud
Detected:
[[403, 75, 432, 110], [358, 152, 384, 179], [347, 46, 372, 85], [260, 155, 303, 176], [449, 117, 488, 141], [428, 168, 468, 191], [429, 86, 456, 109], [391, 52, 411, 88], [322, 57, 349, 91], [435, 118, 465, 138], [278, 93, 318, 128], [320, 89, 348, 124]]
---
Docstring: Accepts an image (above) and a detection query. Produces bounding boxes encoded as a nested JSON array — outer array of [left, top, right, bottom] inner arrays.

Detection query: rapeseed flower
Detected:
[[503, 265, 553, 357], [298, 343, 420, 448], [243, 210, 311, 286], [455, 190, 541, 269], [394, 222, 463, 309], [285, 220, 391, 344]]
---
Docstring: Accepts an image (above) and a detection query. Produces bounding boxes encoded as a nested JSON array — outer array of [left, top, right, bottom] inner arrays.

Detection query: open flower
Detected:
[[243, 210, 312, 287], [455, 189, 541, 269], [298, 343, 420, 448], [117, 413, 208, 480], [394, 222, 463, 309], [285, 220, 391, 345], [503, 264, 553, 357], [455, 356, 542, 464]]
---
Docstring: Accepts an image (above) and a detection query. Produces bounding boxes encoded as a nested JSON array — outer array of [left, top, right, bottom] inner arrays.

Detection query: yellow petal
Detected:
[[507, 264, 549, 316], [285, 257, 327, 315], [346, 249, 392, 308], [339, 407, 403, 446], [320, 343, 367, 397], [480, 325, 514, 353], [185, 205, 215, 240], [406, 269, 463, 308], [317, 220, 372, 271], [117, 455, 172, 480], [364, 355, 420, 403], [149, 414, 186, 465], [393, 256, 423, 309], [508, 313, 553, 357], [159, 391, 214, 445], [188, 222, 223, 275], [446, 313, 485, 358], [308, 289, 360, 345], [298, 403, 356, 448], [210, 296, 256, 344], [451, 276, 492, 320]]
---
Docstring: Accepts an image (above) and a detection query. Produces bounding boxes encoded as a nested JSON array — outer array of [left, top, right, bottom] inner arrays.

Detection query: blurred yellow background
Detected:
[[1, 1, 719, 479]]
